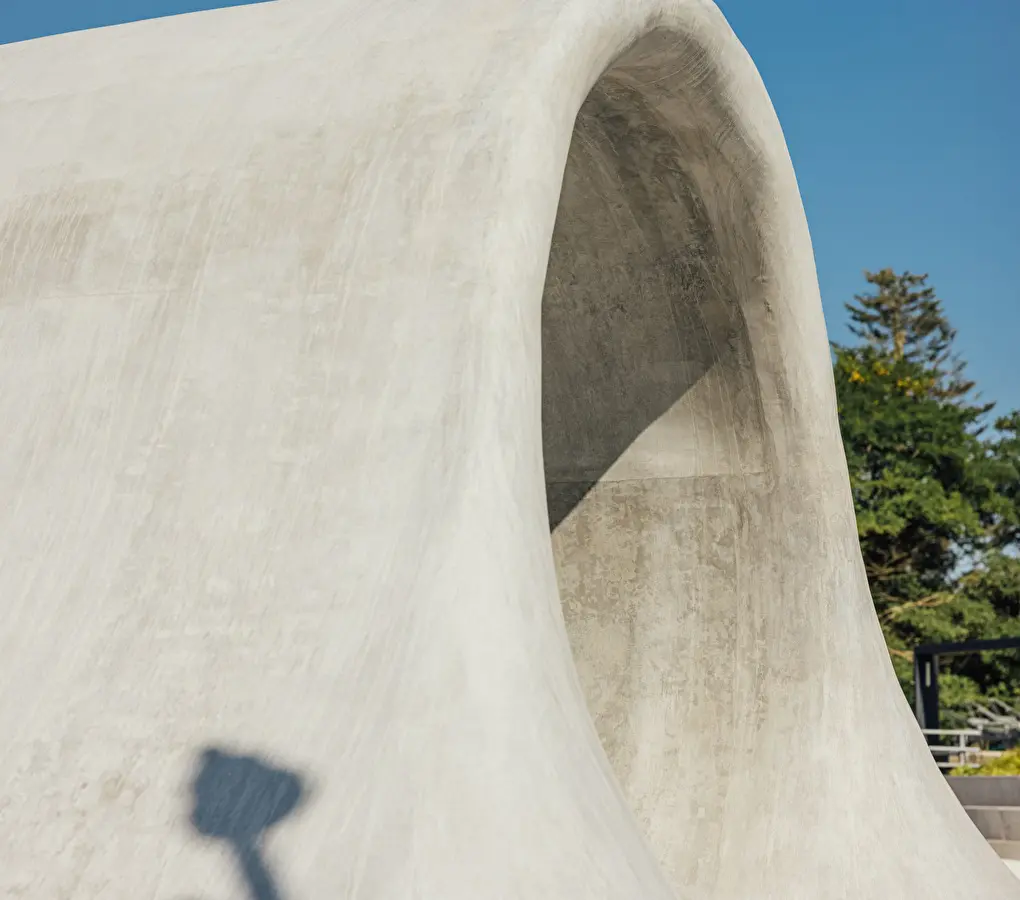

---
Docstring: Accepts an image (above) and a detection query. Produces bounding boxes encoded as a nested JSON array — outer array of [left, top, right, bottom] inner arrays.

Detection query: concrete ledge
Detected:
[[990, 840, 1020, 861], [948, 776, 1020, 808], [965, 807, 1020, 842]]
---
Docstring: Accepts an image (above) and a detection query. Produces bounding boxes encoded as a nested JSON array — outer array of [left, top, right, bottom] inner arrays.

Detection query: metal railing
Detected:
[[921, 729, 983, 770]]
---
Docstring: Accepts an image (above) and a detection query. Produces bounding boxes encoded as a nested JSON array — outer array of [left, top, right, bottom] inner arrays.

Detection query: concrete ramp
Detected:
[[1, 0, 1017, 897]]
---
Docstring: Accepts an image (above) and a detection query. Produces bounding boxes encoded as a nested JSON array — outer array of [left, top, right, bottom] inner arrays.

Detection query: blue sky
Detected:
[[2, 0, 1017, 414], [717, 0, 1019, 417]]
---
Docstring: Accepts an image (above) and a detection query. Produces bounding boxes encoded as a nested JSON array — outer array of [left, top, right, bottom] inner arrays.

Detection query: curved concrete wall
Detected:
[[542, 24, 1018, 898], [0, 1, 1016, 898]]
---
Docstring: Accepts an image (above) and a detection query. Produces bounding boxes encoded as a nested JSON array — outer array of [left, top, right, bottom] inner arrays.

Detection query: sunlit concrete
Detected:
[[1, 0, 1017, 897]]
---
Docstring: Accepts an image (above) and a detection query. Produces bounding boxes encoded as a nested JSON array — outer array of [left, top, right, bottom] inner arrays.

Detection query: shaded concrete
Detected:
[[967, 808, 1020, 844], [543, 26, 1020, 899], [948, 777, 1020, 866], [949, 776, 1020, 808], [0, 1, 1017, 898], [189, 748, 306, 900]]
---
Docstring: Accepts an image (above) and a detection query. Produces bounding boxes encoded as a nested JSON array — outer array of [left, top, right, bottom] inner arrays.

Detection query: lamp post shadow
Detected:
[[189, 747, 307, 900]]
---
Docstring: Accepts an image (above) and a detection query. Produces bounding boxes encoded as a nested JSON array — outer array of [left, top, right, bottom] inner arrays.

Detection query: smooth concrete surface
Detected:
[[950, 776, 1020, 808], [996, 842, 1020, 863], [966, 808, 1020, 843], [1, 1, 1018, 898], [950, 776, 1020, 856]]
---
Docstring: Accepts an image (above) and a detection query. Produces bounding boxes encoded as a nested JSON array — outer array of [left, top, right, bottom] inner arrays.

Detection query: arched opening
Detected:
[[541, 27, 775, 888]]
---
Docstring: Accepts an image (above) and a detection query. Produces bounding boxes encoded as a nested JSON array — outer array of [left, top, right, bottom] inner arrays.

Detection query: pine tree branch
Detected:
[[879, 591, 956, 624]]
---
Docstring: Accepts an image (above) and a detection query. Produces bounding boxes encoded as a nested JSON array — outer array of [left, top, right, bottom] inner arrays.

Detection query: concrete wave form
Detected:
[[1, 0, 1017, 897]]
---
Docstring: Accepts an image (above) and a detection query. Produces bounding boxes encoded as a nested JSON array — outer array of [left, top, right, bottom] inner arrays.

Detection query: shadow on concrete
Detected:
[[541, 67, 764, 530], [189, 747, 307, 900]]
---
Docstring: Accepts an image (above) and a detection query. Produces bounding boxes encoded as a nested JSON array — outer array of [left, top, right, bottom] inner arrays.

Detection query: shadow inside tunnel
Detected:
[[189, 747, 307, 900], [541, 71, 765, 531]]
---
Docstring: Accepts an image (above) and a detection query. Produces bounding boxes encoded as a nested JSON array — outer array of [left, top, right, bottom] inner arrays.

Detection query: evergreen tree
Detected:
[[838, 269, 988, 409], [834, 272, 1020, 722]]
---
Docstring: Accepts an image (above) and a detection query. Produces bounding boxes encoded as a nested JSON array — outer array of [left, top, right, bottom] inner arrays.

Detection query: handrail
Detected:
[[921, 729, 981, 736], [921, 728, 982, 770]]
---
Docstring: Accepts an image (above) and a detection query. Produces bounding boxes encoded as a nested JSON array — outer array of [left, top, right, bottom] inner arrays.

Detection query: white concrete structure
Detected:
[[1, 1, 1017, 897]]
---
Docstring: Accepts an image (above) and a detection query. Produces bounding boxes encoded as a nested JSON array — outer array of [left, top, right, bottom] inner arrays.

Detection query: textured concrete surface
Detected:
[[1, 0, 1018, 898]]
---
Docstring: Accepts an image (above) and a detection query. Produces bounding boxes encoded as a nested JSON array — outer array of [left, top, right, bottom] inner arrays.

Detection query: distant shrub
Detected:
[[951, 747, 1020, 776]]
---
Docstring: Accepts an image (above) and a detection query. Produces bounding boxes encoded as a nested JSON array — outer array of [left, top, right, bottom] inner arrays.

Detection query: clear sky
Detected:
[[2, 0, 1017, 413]]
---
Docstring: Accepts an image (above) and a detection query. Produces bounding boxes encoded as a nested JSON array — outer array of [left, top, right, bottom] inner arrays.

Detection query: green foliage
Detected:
[[951, 746, 1020, 777], [835, 271, 1020, 718], [983, 412, 1020, 549]]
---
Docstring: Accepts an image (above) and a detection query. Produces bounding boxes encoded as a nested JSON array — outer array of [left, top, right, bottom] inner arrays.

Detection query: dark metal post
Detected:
[[914, 650, 940, 733]]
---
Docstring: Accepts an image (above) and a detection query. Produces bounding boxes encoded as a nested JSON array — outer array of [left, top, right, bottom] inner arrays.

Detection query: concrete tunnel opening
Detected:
[[539, 27, 777, 883]]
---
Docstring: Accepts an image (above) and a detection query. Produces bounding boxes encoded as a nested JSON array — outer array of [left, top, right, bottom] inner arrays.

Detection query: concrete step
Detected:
[[947, 775, 1020, 807], [963, 806, 1020, 842], [989, 840, 1020, 861]]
